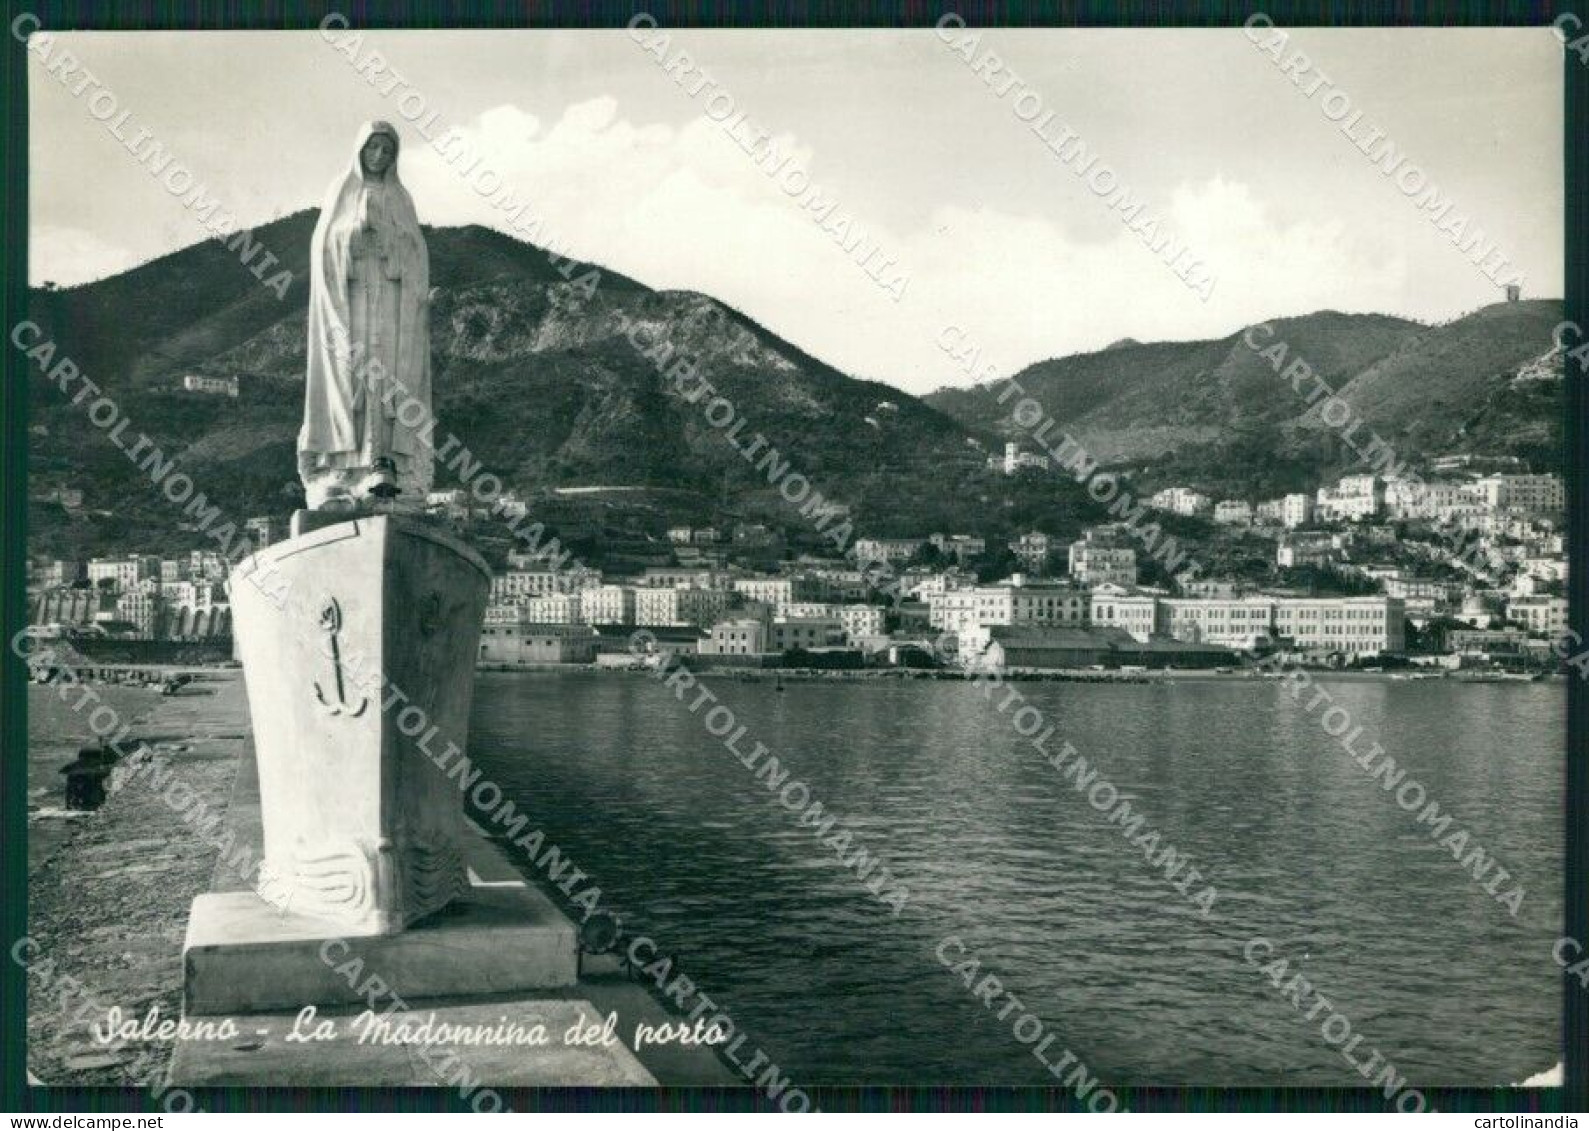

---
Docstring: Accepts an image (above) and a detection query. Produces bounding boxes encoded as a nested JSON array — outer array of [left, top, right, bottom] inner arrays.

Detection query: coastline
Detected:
[[476, 662, 1556, 684]]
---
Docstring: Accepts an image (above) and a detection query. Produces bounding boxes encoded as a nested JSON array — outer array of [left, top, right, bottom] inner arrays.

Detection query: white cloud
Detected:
[[398, 98, 1421, 395]]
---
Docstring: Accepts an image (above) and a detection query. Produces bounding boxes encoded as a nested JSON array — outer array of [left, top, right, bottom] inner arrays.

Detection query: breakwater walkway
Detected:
[[25, 671, 739, 1088]]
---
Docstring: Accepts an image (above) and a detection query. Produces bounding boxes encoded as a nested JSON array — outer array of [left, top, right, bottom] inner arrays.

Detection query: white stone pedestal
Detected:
[[183, 854, 578, 1015], [229, 512, 490, 935]]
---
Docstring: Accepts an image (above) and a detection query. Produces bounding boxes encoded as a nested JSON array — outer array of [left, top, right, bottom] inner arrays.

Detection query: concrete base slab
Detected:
[[183, 874, 577, 1015], [168, 997, 657, 1086]]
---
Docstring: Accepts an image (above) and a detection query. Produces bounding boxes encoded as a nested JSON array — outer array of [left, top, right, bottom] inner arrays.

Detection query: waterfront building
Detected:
[[636, 586, 730, 627], [922, 585, 993, 634], [529, 593, 585, 623], [1272, 596, 1405, 657], [771, 616, 845, 652], [925, 582, 1089, 636], [492, 568, 601, 601], [702, 617, 769, 656], [733, 576, 822, 606], [1087, 584, 1157, 642], [116, 589, 165, 638], [1448, 626, 1530, 658], [963, 625, 1128, 671], [838, 604, 886, 641], [486, 595, 584, 626], [1507, 595, 1569, 638], [1508, 573, 1547, 598], [1158, 596, 1277, 650], [580, 584, 637, 626], [598, 624, 703, 663], [477, 623, 598, 665], [178, 581, 228, 634], [1532, 532, 1567, 556]]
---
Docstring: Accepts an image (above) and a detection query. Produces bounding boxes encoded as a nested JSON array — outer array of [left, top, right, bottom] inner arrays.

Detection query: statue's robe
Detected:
[[298, 120, 433, 509]]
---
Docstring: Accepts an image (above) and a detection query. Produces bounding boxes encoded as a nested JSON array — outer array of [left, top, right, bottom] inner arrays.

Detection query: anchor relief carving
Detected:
[[313, 596, 368, 717]]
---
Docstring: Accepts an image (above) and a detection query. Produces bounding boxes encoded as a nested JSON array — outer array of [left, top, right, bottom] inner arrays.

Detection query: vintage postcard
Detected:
[[7, 8, 1584, 1120]]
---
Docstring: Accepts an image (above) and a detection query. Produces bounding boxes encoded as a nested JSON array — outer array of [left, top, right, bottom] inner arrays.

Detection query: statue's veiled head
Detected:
[[359, 124, 399, 179]]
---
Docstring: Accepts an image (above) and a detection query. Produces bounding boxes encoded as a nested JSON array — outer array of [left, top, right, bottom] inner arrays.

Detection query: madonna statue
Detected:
[[297, 121, 433, 511]]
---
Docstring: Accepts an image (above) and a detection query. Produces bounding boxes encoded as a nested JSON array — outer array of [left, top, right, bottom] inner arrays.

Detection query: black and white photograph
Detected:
[[6, 6, 1587, 1118]]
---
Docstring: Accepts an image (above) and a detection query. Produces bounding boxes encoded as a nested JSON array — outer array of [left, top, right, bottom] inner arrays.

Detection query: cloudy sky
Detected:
[[29, 27, 1562, 394]]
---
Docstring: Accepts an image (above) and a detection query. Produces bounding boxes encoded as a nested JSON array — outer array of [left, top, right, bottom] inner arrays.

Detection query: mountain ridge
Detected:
[[27, 213, 1564, 560], [924, 300, 1564, 494], [26, 212, 990, 559]]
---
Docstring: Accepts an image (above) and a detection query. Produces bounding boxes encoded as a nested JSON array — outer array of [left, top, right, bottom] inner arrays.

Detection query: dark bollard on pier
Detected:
[[58, 744, 120, 812]]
